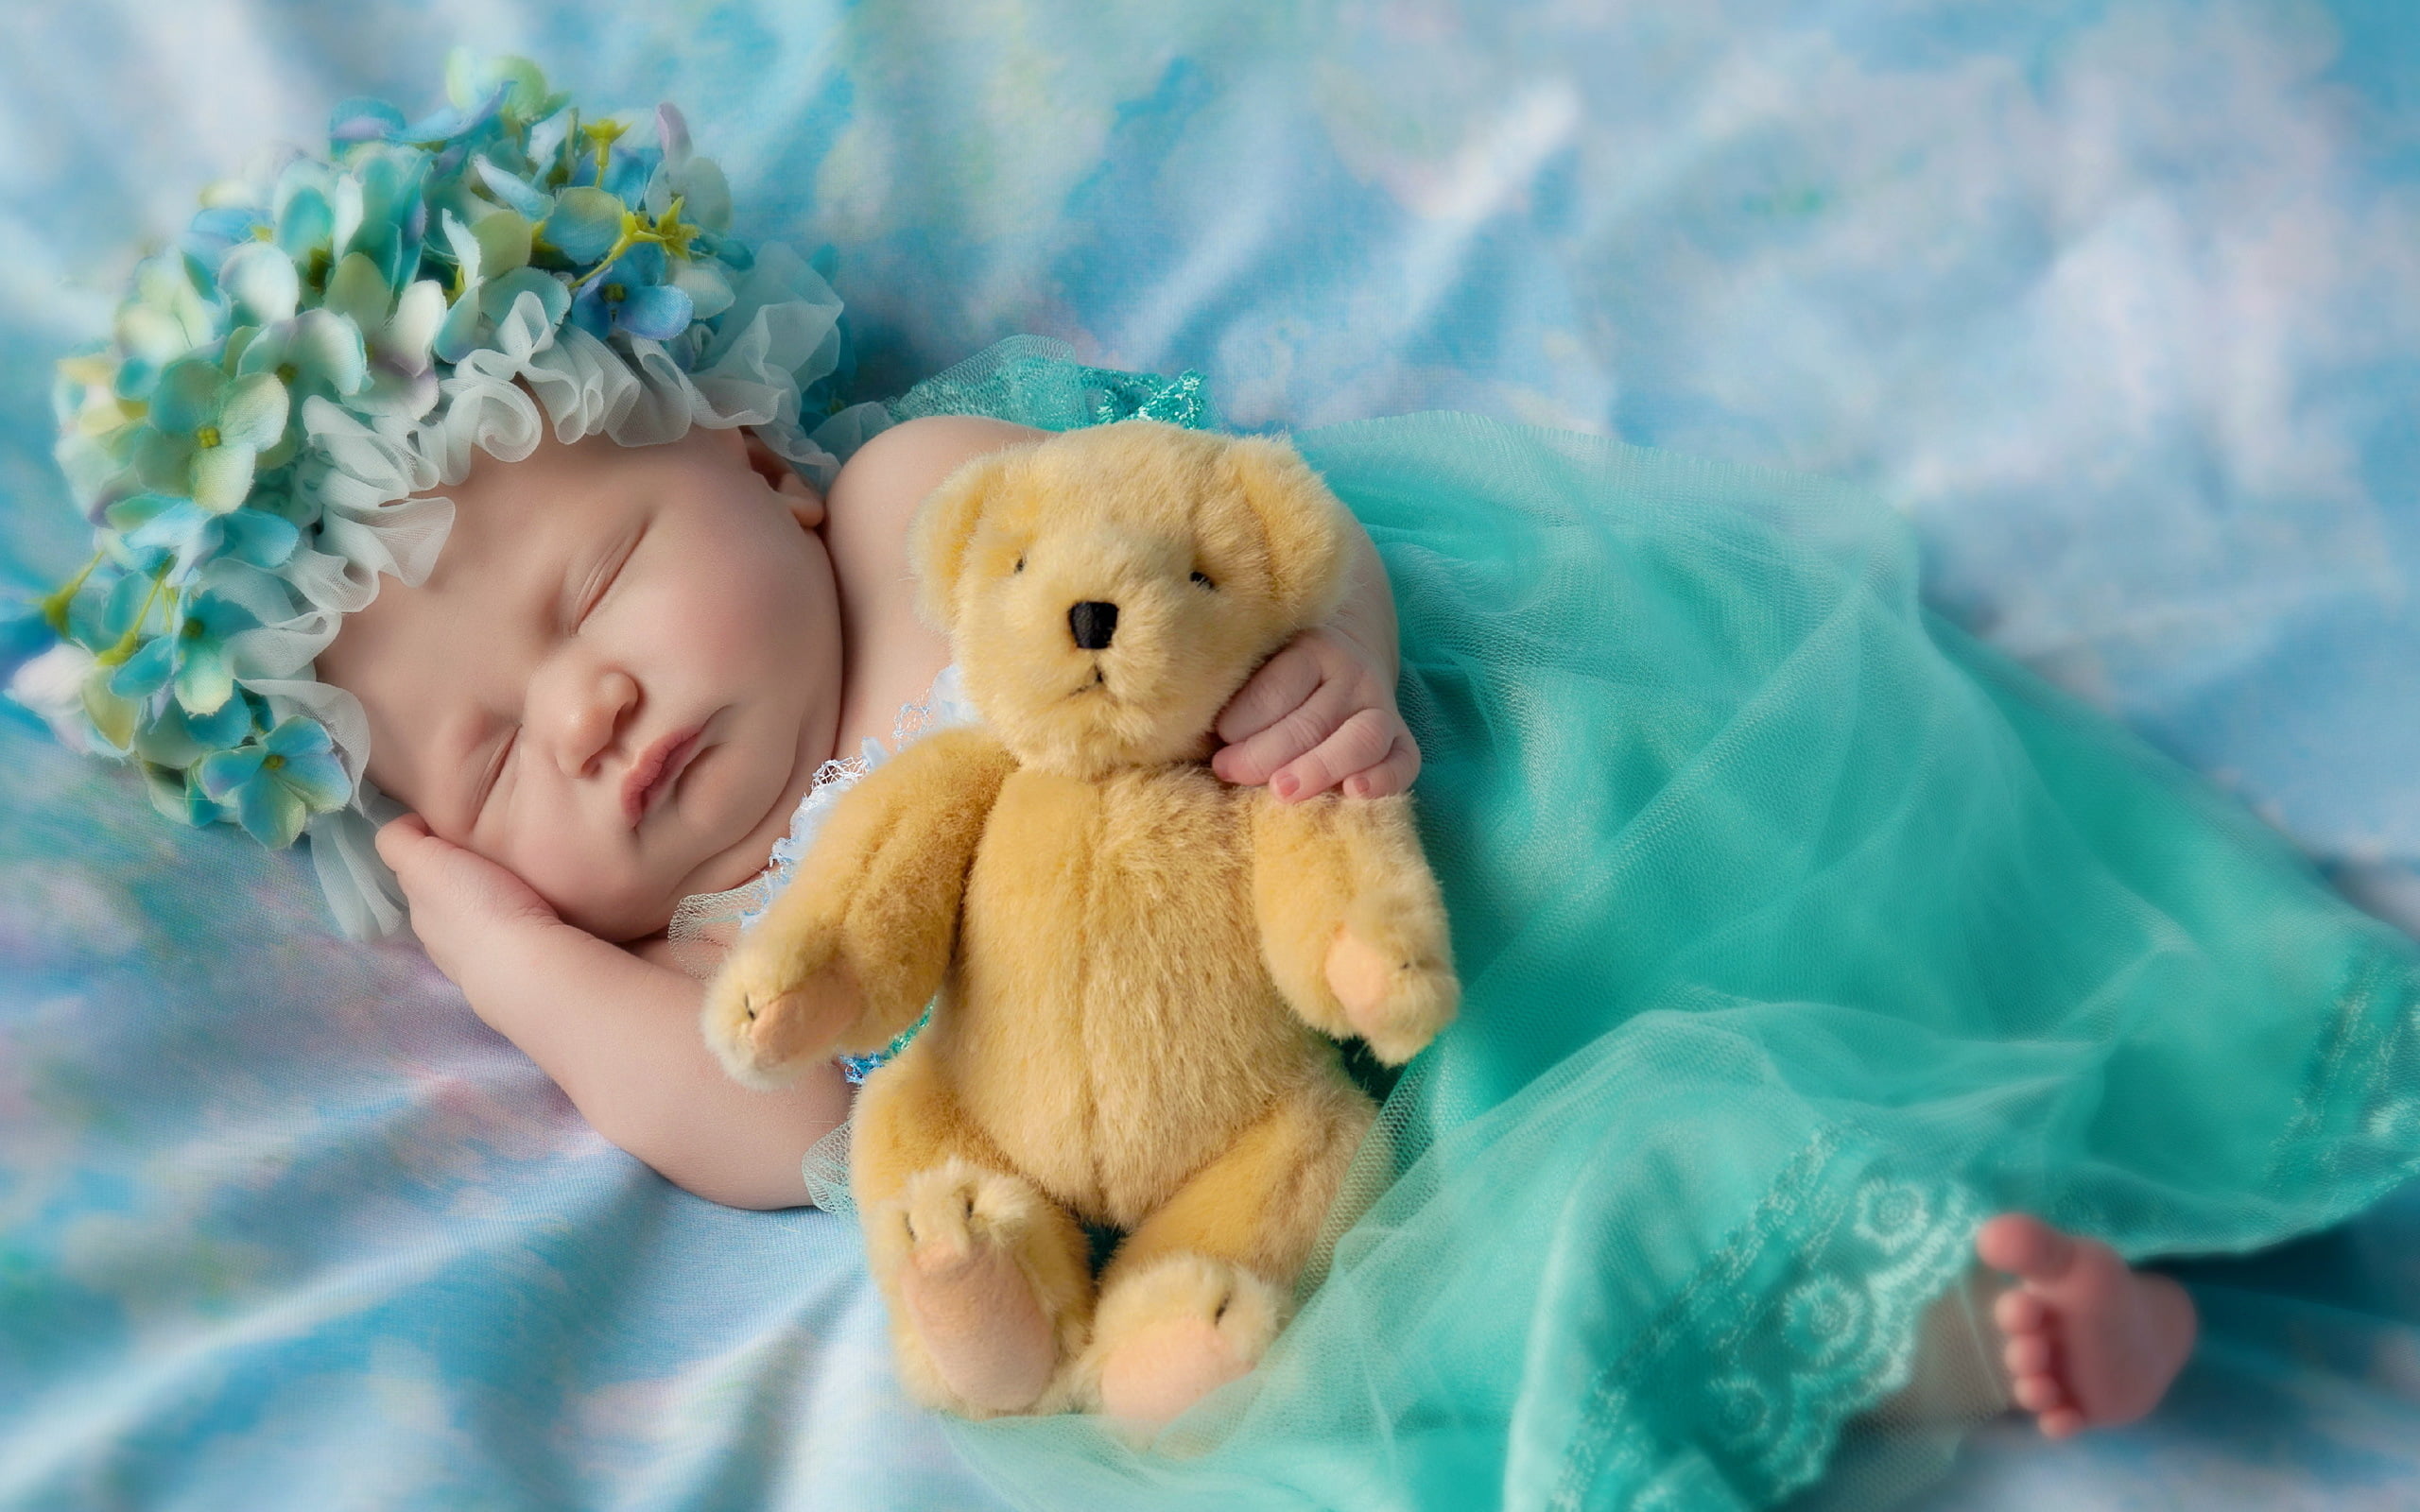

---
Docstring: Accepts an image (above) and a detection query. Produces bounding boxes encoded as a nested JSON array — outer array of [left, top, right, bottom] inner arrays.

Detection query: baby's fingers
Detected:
[[376, 814, 556, 929], [1215, 641, 1325, 747], [1270, 707, 1401, 802], [374, 814, 436, 877], [375, 814, 429, 842], [1213, 673, 1359, 787], [1339, 733, 1422, 800]]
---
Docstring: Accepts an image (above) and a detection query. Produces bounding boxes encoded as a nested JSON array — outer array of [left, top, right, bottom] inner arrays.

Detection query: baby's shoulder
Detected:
[[825, 414, 1047, 524], [819, 415, 1046, 774], [819, 413, 1046, 628]]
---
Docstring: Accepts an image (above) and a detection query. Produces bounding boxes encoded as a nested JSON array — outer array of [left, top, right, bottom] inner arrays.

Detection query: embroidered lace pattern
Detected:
[[1550, 1130, 1983, 1509]]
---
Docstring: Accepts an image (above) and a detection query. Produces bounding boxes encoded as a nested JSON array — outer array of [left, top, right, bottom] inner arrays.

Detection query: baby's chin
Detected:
[[566, 799, 805, 943], [546, 847, 723, 943], [555, 887, 682, 945]]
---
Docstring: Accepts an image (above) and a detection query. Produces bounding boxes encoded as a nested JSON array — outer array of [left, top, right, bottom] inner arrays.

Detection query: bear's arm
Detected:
[[704, 726, 1020, 1083], [1249, 789, 1461, 1064]]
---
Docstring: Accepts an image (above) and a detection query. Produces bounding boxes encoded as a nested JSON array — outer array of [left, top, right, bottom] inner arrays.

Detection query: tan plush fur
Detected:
[[702, 420, 1460, 1425]]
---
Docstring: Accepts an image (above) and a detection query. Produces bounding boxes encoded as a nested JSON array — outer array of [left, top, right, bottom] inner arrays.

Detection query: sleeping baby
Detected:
[[312, 403, 1418, 1211], [310, 376, 2191, 1449], [32, 51, 2420, 1508]]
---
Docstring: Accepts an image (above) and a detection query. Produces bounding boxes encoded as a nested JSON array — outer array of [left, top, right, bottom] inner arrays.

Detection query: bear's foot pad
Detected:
[[1324, 920, 1458, 1065], [898, 1164, 1059, 1414], [1093, 1254, 1283, 1428]]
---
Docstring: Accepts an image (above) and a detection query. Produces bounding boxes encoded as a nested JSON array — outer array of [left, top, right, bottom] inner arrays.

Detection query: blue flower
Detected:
[[5, 641, 107, 754], [308, 252, 445, 418], [329, 94, 408, 147], [333, 55, 564, 180], [54, 348, 149, 523], [539, 185, 627, 265], [132, 681, 258, 770], [235, 308, 371, 430], [182, 204, 275, 265], [105, 585, 261, 716], [649, 104, 733, 234], [441, 52, 564, 144], [595, 136, 662, 210], [198, 716, 351, 848], [472, 154, 556, 221], [216, 238, 302, 329], [132, 685, 260, 828], [141, 760, 230, 830], [130, 356, 291, 514], [331, 143, 434, 294], [143, 689, 258, 826], [568, 241, 693, 343], [268, 164, 340, 261], [105, 492, 300, 587], [415, 104, 508, 181], [233, 243, 422, 419], [217, 240, 373, 441]]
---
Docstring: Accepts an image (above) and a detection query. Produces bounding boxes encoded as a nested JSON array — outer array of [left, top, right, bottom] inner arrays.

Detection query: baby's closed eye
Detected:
[[572, 521, 647, 630], [475, 729, 517, 816]]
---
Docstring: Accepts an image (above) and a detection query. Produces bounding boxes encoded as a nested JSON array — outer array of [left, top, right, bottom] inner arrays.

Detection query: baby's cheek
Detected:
[[673, 546, 838, 685], [507, 828, 659, 940]]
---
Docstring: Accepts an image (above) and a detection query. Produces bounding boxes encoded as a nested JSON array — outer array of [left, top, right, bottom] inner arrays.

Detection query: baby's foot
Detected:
[[1975, 1213, 2198, 1439]]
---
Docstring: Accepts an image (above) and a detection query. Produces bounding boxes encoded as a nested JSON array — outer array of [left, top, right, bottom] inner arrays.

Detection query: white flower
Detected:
[[7, 642, 103, 755]]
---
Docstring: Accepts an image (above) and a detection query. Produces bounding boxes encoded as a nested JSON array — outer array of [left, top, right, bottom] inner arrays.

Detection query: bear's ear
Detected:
[[1225, 435, 1349, 627], [908, 449, 1017, 635]]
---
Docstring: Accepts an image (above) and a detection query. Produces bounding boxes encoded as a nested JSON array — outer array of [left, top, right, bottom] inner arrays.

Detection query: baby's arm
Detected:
[[375, 816, 848, 1211]]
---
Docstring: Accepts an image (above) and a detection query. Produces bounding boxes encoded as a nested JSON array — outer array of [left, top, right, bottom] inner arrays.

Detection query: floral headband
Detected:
[[4, 51, 872, 940]]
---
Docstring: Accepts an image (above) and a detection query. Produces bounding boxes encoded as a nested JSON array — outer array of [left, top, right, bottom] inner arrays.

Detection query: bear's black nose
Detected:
[[1068, 600, 1118, 651]]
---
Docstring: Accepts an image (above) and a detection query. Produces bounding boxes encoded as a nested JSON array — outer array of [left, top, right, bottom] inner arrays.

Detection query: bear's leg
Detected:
[[1080, 1068, 1377, 1429], [855, 1041, 1094, 1418]]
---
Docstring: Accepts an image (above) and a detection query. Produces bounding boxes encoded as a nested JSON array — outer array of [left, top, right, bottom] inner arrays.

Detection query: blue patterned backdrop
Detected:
[[3, 3, 2418, 1506]]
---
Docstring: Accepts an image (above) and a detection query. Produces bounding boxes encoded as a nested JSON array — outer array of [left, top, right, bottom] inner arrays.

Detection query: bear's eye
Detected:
[[1013, 555, 1025, 575], [1190, 569, 1215, 590]]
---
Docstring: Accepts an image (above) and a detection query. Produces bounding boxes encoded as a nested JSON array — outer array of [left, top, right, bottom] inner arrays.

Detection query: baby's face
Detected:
[[316, 418, 843, 942]]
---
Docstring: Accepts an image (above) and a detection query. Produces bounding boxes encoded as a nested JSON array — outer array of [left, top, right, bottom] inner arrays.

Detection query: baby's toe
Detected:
[[1977, 1212, 2074, 1280], [1993, 1286, 2048, 1336], [2003, 1332, 2052, 1379], [2012, 1371, 2067, 1415], [2039, 1406, 2087, 1440]]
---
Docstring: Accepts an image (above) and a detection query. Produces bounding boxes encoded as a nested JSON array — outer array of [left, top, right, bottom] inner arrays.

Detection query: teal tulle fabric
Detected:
[[846, 339, 2420, 1510]]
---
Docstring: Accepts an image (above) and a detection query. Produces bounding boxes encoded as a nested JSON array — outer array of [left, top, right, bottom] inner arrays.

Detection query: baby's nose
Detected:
[[1068, 600, 1118, 651]]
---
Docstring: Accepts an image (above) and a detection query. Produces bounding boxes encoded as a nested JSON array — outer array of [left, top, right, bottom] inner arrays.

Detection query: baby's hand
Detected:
[[1211, 625, 1420, 801], [375, 813, 564, 998]]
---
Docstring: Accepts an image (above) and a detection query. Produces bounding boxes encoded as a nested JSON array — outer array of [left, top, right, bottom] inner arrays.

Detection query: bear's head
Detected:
[[908, 420, 1353, 779]]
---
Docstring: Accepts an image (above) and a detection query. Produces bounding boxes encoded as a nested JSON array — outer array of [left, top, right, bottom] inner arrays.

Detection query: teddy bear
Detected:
[[700, 418, 1460, 1428]]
